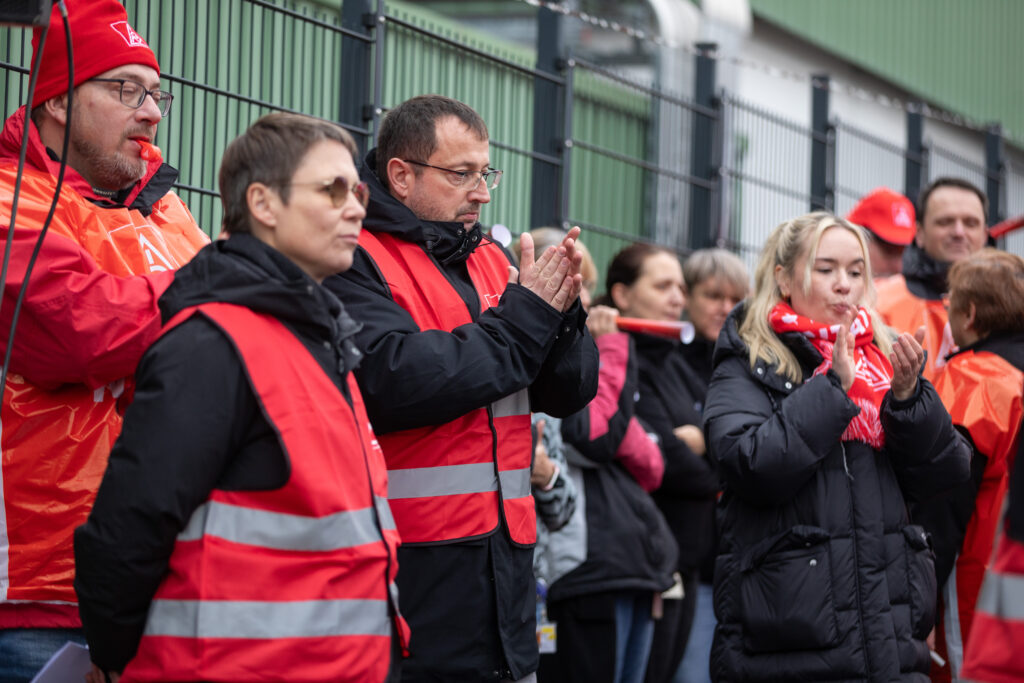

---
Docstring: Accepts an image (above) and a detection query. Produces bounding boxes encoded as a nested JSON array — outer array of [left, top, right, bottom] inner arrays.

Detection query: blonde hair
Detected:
[[739, 211, 893, 382]]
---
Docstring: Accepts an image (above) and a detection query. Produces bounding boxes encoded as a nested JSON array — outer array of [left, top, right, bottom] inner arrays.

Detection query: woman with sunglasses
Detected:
[[75, 112, 408, 683]]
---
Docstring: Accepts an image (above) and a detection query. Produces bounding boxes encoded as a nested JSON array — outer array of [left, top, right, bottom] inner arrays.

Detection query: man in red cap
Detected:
[[874, 178, 989, 381], [846, 186, 916, 279], [0, 2, 208, 678]]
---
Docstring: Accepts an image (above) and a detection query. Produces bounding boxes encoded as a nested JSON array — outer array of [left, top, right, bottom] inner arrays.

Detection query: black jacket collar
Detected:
[[160, 234, 363, 373], [947, 329, 1024, 372], [901, 243, 949, 300], [361, 148, 484, 265]]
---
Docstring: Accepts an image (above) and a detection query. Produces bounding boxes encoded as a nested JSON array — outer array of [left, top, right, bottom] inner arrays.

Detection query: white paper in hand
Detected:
[[30, 641, 91, 683]]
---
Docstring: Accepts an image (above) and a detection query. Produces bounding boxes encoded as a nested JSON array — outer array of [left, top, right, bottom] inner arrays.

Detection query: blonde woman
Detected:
[[703, 212, 970, 681]]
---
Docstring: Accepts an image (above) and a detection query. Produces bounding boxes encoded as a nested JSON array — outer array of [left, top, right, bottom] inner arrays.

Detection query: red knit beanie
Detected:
[[30, 0, 160, 107]]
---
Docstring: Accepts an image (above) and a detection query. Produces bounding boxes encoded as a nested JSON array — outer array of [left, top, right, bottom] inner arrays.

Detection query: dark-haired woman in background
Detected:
[[599, 245, 748, 682]]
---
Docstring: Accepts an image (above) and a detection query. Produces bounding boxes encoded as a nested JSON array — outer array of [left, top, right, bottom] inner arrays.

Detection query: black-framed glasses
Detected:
[[286, 176, 370, 209], [89, 78, 173, 117], [403, 160, 502, 191]]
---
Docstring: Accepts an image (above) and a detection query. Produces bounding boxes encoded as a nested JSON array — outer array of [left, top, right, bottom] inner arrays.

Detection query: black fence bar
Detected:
[[570, 56, 715, 119], [986, 124, 1004, 224], [905, 104, 925, 204], [810, 74, 834, 211], [246, 0, 371, 40], [560, 58, 575, 230], [340, 0, 374, 153], [382, 14, 565, 85], [571, 139, 715, 190], [689, 42, 717, 250], [530, 6, 564, 230]]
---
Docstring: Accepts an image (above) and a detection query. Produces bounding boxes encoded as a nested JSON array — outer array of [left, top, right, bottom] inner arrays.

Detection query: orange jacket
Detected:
[[875, 274, 953, 382], [124, 303, 407, 682], [359, 230, 536, 546], [0, 108, 208, 624], [931, 350, 1024, 680]]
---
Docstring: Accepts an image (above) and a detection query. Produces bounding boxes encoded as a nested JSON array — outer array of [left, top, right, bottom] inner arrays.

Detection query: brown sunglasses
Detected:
[[287, 176, 370, 209]]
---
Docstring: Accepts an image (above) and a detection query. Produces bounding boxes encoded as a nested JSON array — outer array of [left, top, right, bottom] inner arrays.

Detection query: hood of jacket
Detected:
[[360, 148, 485, 265], [0, 106, 178, 216], [900, 242, 949, 300], [714, 302, 827, 394], [160, 234, 362, 373]]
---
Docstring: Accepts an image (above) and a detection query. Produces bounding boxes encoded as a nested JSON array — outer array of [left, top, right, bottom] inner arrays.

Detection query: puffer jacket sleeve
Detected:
[[704, 355, 860, 506], [881, 378, 972, 503]]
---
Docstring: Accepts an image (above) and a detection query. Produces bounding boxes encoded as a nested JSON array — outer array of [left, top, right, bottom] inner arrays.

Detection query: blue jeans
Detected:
[[672, 582, 716, 683], [614, 594, 655, 683], [0, 628, 87, 683]]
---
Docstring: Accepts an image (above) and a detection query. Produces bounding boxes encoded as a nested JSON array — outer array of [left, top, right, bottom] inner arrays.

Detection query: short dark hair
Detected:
[[595, 242, 677, 309], [219, 112, 358, 235], [375, 95, 488, 190], [918, 177, 988, 223]]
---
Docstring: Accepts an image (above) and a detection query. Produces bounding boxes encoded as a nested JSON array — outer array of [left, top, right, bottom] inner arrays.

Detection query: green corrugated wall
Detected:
[[749, 0, 1024, 145]]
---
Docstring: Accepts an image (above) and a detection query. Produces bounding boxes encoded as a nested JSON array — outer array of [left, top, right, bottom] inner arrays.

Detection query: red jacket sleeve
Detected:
[[0, 227, 173, 389]]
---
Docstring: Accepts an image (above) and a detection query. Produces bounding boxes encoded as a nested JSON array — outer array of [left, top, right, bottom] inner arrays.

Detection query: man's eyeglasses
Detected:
[[403, 160, 502, 191], [90, 78, 173, 117], [287, 176, 371, 209]]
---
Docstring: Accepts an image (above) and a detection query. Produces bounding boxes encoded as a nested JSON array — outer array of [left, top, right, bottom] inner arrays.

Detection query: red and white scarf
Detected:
[[769, 302, 892, 449]]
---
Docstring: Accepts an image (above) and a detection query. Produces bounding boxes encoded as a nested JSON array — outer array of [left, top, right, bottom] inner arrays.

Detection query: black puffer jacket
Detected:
[[704, 304, 971, 682], [634, 333, 718, 578]]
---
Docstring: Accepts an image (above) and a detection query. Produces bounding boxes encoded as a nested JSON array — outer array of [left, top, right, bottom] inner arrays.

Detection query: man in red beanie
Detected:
[[846, 186, 916, 279], [0, 2, 208, 679]]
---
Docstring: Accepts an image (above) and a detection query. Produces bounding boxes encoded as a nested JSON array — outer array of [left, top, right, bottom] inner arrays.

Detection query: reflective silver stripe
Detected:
[[143, 598, 389, 639], [178, 496, 394, 551], [976, 570, 1024, 620], [387, 462, 497, 500], [499, 467, 532, 499], [491, 389, 530, 419], [943, 564, 964, 678]]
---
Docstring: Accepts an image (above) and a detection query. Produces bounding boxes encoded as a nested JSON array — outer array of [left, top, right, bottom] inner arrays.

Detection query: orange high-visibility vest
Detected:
[[359, 230, 535, 546], [931, 350, 1024, 682], [123, 303, 408, 683], [0, 162, 207, 611], [875, 274, 953, 382]]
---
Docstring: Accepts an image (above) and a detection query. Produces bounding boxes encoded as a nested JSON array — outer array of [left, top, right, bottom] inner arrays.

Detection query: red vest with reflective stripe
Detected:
[[961, 529, 1024, 683], [931, 350, 1024, 681], [359, 230, 535, 546], [123, 303, 408, 683], [875, 274, 953, 382]]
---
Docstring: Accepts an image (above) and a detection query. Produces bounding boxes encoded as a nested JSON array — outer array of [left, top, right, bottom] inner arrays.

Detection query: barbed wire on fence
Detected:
[[516, 0, 992, 133]]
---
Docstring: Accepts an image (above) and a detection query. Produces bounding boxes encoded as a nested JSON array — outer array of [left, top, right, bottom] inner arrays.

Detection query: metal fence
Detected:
[[2, 0, 1022, 285]]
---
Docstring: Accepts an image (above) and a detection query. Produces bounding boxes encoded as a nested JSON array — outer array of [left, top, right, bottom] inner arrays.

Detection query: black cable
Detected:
[[0, 19, 49, 323], [0, 1, 72, 399]]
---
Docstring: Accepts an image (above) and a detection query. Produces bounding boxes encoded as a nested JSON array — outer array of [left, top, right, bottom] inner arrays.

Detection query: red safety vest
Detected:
[[875, 274, 953, 382], [0, 161, 207, 615], [123, 303, 408, 683], [931, 350, 1024, 682], [960, 528, 1024, 683], [359, 231, 535, 546]]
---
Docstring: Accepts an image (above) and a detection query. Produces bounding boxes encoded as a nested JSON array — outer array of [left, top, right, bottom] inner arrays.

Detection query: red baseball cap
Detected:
[[846, 187, 916, 246], [30, 0, 160, 107]]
